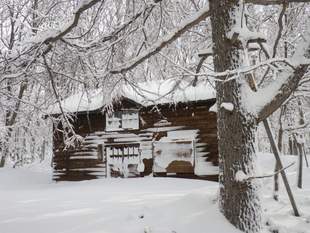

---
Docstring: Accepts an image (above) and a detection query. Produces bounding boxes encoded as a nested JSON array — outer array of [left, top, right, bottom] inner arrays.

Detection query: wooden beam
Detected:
[[263, 119, 300, 217]]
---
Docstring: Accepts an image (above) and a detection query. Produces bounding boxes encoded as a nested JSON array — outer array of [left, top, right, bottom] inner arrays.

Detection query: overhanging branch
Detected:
[[39, 0, 103, 45], [109, 5, 211, 74], [246, 0, 310, 5], [256, 24, 310, 122], [257, 64, 309, 122]]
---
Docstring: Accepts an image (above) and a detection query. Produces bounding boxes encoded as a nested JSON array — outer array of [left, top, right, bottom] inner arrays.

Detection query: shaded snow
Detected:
[[209, 102, 217, 112]]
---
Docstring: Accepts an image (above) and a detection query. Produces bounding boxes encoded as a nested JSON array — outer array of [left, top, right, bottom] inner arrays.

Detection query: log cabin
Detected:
[[49, 79, 218, 181]]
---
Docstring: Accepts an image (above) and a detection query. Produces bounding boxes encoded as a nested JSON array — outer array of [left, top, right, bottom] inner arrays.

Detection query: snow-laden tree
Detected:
[[0, 0, 309, 232], [209, 1, 309, 231]]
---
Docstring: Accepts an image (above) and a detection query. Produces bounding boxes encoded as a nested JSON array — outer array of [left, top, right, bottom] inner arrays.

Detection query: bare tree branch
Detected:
[[109, 5, 211, 74], [244, 162, 295, 181], [38, 0, 104, 45], [272, 2, 288, 57]]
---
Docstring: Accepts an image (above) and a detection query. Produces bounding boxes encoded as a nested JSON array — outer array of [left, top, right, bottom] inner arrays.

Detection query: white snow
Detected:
[[123, 79, 215, 107], [47, 79, 215, 115], [220, 102, 234, 111], [0, 168, 238, 233], [194, 160, 219, 176], [47, 89, 106, 115], [153, 140, 194, 170], [235, 170, 248, 182], [0, 152, 310, 233], [209, 102, 217, 112]]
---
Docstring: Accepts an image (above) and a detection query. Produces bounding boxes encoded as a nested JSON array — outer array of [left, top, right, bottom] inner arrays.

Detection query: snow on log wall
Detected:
[[140, 99, 218, 177], [53, 131, 153, 181], [52, 99, 218, 181]]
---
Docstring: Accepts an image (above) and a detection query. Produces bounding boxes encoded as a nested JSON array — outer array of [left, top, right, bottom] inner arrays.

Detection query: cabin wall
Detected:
[[52, 112, 106, 181], [140, 99, 218, 178], [53, 112, 105, 150], [52, 99, 218, 181], [76, 112, 106, 135]]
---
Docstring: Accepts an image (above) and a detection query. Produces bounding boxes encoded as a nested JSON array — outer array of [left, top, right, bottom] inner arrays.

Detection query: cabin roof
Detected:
[[47, 79, 215, 115]]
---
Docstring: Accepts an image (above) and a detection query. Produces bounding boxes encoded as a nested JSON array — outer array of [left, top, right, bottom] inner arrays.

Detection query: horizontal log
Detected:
[[54, 160, 103, 170]]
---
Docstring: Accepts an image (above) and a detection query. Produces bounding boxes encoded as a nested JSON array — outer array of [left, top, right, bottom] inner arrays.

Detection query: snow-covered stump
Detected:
[[210, 0, 262, 232]]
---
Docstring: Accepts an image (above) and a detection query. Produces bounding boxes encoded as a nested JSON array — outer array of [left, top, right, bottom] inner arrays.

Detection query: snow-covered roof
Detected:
[[47, 79, 215, 115], [47, 90, 106, 115]]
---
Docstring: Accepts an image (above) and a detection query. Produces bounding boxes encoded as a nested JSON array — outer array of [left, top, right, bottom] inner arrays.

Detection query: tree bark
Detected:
[[297, 141, 303, 189], [210, 1, 261, 232], [274, 105, 285, 201]]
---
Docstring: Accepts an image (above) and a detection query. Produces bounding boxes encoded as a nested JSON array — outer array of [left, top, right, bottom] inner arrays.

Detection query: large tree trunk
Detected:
[[210, 1, 261, 232]]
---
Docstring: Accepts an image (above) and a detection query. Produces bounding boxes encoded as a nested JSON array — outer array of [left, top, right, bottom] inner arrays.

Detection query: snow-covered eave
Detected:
[[47, 96, 144, 117], [142, 97, 216, 109], [47, 106, 104, 117], [47, 78, 217, 116], [48, 96, 216, 117]]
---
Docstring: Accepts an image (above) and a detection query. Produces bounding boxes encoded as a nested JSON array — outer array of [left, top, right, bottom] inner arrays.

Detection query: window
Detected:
[[106, 111, 122, 131], [106, 110, 139, 131], [122, 110, 139, 129]]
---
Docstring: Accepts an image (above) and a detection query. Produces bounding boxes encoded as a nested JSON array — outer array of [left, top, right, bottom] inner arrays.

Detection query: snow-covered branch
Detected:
[[31, 0, 103, 46], [251, 28, 310, 121], [236, 162, 295, 182], [109, 4, 210, 74], [63, 1, 159, 50]]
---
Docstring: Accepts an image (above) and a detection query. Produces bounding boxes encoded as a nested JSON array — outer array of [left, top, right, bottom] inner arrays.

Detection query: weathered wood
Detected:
[[98, 144, 104, 161], [166, 161, 194, 173], [52, 98, 218, 181], [263, 119, 300, 216]]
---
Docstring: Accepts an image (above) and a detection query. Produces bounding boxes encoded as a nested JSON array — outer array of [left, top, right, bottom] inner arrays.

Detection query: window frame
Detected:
[[105, 109, 139, 131]]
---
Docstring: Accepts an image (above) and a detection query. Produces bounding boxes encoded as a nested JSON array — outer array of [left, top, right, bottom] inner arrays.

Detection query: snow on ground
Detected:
[[0, 170, 238, 233], [258, 153, 310, 233], [0, 153, 309, 233]]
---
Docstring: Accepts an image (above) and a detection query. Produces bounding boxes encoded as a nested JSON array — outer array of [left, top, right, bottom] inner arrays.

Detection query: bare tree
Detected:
[[0, 0, 309, 232]]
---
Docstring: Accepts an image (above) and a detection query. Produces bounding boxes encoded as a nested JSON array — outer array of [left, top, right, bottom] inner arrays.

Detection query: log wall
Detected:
[[52, 99, 218, 181]]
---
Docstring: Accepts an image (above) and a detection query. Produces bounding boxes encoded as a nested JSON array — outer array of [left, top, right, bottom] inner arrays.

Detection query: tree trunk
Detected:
[[274, 106, 284, 201], [0, 153, 5, 167], [274, 160, 280, 200], [0, 129, 13, 167], [210, 1, 261, 232], [289, 136, 298, 155], [296, 138, 303, 189]]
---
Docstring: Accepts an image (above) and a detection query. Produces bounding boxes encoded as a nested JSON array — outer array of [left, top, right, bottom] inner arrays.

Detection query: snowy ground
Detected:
[[0, 153, 309, 233], [258, 153, 310, 233]]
